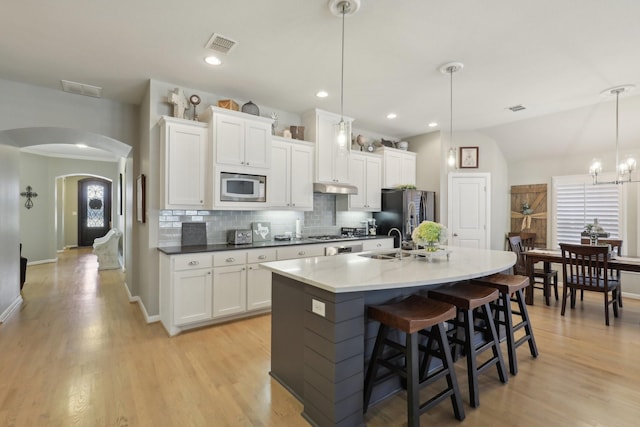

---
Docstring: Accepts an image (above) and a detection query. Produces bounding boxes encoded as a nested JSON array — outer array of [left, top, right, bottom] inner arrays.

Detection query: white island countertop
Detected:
[[260, 246, 516, 293]]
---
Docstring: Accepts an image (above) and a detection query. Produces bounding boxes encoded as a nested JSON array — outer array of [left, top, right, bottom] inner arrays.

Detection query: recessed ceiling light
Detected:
[[428, 122, 438, 127], [204, 56, 222, 65], [76, 143, 88, 148], [386, 113, 397, 119], [316, 90, 328, 98]]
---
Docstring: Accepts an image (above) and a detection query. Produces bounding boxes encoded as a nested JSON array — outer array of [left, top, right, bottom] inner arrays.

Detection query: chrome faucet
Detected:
[[388, 228, 403, 260]]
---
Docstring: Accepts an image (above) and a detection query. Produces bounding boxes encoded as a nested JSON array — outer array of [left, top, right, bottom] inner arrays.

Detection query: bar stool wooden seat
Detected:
[[428, 283, 508, 408], [363, 294, 465, 427], [471, 273, 538, 375]]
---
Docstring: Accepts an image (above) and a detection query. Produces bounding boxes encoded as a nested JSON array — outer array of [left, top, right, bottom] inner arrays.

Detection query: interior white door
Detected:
[[448, 173, 490, 249]]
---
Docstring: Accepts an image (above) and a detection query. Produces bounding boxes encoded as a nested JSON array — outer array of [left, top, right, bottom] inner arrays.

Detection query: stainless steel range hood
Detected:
[[313, 182, 358, 195]]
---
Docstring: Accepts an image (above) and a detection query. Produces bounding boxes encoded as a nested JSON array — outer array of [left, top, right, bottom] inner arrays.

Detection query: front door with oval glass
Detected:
[[78, 178, 112, 247]]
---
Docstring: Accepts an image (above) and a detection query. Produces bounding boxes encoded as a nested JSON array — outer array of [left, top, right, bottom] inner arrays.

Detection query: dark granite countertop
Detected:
[[157, 235, 391, 255]]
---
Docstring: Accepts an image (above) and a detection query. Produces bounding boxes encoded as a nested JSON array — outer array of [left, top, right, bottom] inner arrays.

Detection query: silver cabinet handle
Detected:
[[208, 271, 211, 275], [377, 243, 382, 247], [258, 255, 267, 260], [299, 251, 306, 255], [226, 257, 235, 262], [242, 267, 246, 271], [453, 233, 458, 237], [188, 260, 200, 266]]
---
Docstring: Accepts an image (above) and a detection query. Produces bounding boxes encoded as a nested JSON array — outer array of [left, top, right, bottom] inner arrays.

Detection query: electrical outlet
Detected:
[[312, 299, 326, 317]]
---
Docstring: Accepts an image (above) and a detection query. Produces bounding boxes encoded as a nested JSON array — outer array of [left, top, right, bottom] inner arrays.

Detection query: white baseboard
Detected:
[[123, 282, 160, 324], [0, 294, 23, 323], [27, 258, 57, 266]]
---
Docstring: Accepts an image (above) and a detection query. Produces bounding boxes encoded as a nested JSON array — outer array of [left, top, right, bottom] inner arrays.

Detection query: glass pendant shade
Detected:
[[447, 147, 456, 167]]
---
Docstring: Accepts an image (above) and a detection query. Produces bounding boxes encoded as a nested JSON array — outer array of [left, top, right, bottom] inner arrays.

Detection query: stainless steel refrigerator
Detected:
[[373, 189, 436, 248]]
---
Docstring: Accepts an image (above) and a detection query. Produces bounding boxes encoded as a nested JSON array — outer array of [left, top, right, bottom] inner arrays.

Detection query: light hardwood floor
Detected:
[[2, 248, 640, 427]]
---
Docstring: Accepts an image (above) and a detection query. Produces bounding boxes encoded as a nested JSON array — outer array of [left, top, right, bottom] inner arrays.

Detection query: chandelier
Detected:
[[440, 62, 464, 168], [589, 85, 638, 184], [329, 0, 360, 154]]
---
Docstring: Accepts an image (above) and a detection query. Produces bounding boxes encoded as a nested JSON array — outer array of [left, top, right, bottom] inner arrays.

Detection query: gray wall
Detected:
[[19, 153, 119, 262], [0, 143, 20, 319]]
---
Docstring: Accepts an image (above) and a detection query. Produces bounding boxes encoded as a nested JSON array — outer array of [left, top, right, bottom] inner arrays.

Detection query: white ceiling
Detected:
[[2, 0, 639, 162]]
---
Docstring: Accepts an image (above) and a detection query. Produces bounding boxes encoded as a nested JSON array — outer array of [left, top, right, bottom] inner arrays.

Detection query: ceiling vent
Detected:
[[205, 33, 237, 54], [61, 80, 103, 98], [507, 104, 526, 112]]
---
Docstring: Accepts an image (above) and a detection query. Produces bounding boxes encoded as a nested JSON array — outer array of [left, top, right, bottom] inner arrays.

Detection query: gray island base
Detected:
[[262, 247, 516, 426]]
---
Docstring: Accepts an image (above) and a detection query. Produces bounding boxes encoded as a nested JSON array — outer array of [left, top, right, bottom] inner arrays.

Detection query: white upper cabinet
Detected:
[[201, 106, 272, 169], [338, 152, 382, 212], [270, 137, 314, 210], [159, 116, 210, 209], [379, 147, 416, 189], [302, 109, 353, 184]]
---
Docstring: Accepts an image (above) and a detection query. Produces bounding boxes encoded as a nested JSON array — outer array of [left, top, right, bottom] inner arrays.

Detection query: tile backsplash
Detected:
[[158, 194, 372, 247]]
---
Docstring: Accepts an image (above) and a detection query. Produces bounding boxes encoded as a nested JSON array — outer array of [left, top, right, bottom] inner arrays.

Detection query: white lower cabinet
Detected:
[[212, 264, 247, 318], [160, 248, 276, 336], [362, 238, 394, 251]]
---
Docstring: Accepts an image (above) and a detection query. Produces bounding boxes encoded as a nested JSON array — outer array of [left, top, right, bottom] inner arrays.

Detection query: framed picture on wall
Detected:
[[136, 174, 145, 223], [460, 146, 479, 168]]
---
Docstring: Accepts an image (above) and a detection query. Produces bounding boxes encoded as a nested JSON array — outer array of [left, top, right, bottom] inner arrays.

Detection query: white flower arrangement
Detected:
[[412, 221, 447, 251]]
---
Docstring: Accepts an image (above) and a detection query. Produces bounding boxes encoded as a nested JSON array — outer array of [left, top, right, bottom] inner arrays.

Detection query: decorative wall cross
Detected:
[[168, 88, 188, 119], [20, 185, 38, 209]]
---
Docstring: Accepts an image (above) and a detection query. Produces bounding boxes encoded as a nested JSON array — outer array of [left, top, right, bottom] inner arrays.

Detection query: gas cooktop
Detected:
[[307, 234, 359, 241]]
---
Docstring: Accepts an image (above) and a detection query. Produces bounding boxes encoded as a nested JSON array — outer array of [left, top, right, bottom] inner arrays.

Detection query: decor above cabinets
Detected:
[[377, 146, 416, 189], [270, 136, 314, 211], [159, 116, 210, 209]]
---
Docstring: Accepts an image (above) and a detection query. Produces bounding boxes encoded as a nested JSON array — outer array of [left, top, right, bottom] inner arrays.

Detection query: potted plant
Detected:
[[412, 221, 447, 252]]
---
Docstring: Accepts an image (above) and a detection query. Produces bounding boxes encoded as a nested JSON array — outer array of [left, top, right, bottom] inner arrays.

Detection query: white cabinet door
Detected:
[[361, 238, 394, 251], [212, 265, 247, 318], [401, 152, 417, 187], [270, 141, 290, 208], [160, 117, 209, 209], [383, 149, 403, 189], [214, 113, 245, 166], [247, 264, 272, 310], [349, 154, 367, 209], [342, 153, 381, 212], [365, 156, 382, 211], [382, 148, 416, 189], [244, 121, 271, 168], [289, 143, 314, 209], [308, 110, 351, 183], [173, 268, 213, 325]]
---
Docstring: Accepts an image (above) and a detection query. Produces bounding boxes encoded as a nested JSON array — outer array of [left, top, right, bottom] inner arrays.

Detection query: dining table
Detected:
[[523, 248, 640, 305]]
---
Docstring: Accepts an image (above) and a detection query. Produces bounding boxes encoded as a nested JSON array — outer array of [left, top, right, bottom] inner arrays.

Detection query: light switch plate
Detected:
[[312, 299, 326, 317]]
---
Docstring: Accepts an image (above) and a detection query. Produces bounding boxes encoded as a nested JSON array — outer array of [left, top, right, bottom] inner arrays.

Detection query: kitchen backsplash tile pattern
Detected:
[[158, 194, 371, 247]]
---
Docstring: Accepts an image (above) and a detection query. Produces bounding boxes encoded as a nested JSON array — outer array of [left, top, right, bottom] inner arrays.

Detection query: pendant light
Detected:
[[590, 85, 638, 184], [329, 0, 360, 154], [440, 62, 464, 168]]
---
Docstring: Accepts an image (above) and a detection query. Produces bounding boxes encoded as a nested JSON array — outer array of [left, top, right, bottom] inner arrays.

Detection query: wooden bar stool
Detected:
[[471, 273, 538, 376], [363, 294, 465, 427], [428, 283, 508, 408]]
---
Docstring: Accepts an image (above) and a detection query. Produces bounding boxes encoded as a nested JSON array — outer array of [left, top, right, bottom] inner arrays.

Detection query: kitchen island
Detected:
[[260, 246, 516, 427]]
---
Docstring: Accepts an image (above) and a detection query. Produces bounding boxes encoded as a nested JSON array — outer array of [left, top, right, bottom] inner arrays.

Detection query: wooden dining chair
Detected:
[[559, 243, 619, 326], [579, 238, 624, 307], [508, 236, 558, 305]]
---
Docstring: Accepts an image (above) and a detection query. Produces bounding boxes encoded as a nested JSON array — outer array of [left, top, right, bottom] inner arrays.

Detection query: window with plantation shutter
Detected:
[[552, 175, 621, 248]]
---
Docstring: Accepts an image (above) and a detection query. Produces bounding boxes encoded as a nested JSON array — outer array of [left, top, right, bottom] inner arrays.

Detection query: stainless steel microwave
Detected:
[[220, 172, 266, 202]]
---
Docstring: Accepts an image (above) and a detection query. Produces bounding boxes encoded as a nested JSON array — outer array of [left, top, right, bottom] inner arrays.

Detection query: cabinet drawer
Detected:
[[213, 251, 246, 267], [277, 244, 325, 260], [173, 254, 213, 271], [247, 248, 277, 264]]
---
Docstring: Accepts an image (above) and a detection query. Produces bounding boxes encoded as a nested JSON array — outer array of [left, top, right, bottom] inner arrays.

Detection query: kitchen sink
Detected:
[[358, 250, 408, 260]]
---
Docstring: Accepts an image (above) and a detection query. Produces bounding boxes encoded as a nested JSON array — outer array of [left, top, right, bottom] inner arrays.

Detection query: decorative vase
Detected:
[[416, 239, 440, 252]]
